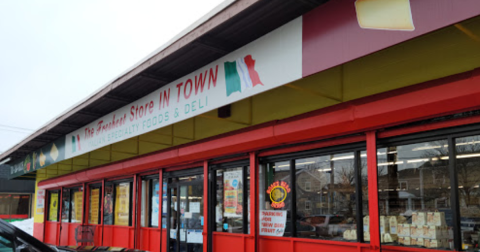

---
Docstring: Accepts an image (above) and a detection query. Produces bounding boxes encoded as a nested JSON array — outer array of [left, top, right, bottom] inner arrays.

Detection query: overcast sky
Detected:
[[0, 0, 226, 155]]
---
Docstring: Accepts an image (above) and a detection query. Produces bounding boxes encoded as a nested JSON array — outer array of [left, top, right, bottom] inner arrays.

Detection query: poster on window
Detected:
[[151, 181, 160, 227], [49, 193, 58, 221], [104, 185, 114, 225], [73, 191, 83, 223], [224, 170, 243, 217], [36, 190, 45, 215], [89, 189, 100, 224], [259, 210, 287, 236], [115, 183, 130, 226]]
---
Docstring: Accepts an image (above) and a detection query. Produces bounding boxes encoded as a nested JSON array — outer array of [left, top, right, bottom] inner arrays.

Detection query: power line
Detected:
[[0, 128, 32, 134], [0, 124, 34, 132]]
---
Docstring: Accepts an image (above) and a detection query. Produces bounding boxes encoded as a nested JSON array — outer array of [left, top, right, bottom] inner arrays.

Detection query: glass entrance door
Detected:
[[167, 175, 204, 252]]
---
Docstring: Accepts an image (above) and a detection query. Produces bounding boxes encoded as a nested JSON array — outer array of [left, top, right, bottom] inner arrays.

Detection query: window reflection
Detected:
[[455, 135, 480, 251], [151, 179, 160, 227], [103, 184, 114, 225], [377, 140, 452, 250], [61, 188, 70, 222], [259, 150, 367, 241], [295, 151, 367, 241], [162, 179, 167, 229]]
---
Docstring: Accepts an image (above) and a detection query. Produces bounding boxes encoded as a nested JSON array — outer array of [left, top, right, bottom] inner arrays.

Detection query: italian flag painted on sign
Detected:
[[224, 55, 263, 97]]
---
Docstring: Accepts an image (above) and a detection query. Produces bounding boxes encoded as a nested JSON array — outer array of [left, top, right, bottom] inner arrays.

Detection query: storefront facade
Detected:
[[2, 0, 480, 251]]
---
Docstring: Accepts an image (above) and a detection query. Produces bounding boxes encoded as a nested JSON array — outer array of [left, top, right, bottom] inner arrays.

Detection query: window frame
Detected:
[[398, 181, 408, 190], [304, 181, 311, 192], [258, 142, 367, 242], [305, 200, 311, 211]]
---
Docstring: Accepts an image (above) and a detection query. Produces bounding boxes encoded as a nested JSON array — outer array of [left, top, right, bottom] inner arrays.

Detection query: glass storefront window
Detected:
[[162, 179, 167, 229], [140, 180, 148, 227], [259, 160, 292, 237], [296, 151, 367, 241], [166, 173, 204, 251], [103, 180, 133, 226], [140, 178, 160, 227], [0, 194, 31, 219], [61, 187, 83, 223], [114, 182, 131, 226], [17, 195, 30, 216], [103, 184, 114, 225], [214, 166, 250, 234], [151, 179, 160, 227], [88, 186, 101, 225], [10, 196, 20, 217], [259, 149, 367, 241], [360, 151, 369, 241], [48, 191, 59, 222], [170, 186, 178, 236], [61, 188, 70, 222], [0, 196, 8, 216], [377, 140, 452, 250], [455, 135, 480, 250], [71, 188, 83, 223]]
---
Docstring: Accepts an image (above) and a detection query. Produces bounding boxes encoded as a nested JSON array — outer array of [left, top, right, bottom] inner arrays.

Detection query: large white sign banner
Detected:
[[65, 17, 302, 158]]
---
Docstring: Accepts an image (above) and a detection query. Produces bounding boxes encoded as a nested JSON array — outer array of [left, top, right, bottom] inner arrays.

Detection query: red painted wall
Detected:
[[102, 225, 135, 248], [213, 233, 247, 252], [139, 227, 161, 252], [33, 222, 44, 241], [44, 221, 59, 246], [92, 225, 102, 246], [259, 237, 371, 252]]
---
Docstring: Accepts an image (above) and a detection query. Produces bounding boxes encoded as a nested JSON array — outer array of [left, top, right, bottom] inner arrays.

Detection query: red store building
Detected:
[[2, 0, 480, 251]]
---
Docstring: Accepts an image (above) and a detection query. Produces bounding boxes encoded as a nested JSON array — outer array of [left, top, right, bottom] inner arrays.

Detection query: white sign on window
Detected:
[[259, 210, 287, 237], [186, 229, 203, 244], [189, 202, 200, 213], [36, 189, 45, 214]]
